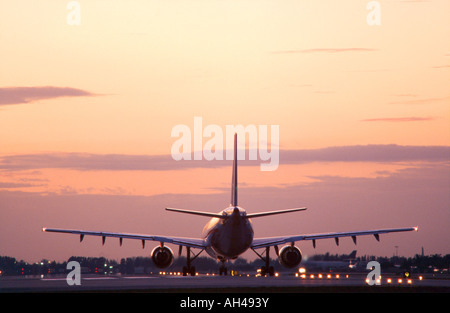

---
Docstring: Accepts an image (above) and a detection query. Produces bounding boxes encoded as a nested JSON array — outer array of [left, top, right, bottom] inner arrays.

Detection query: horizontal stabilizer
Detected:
[[165, 208, 225, 218], [246, 207, 307, 218]]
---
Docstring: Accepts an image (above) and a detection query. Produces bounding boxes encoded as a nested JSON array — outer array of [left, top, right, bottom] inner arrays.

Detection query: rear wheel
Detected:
[[219, 265, 228, 276], [260, 266, 274, 276]]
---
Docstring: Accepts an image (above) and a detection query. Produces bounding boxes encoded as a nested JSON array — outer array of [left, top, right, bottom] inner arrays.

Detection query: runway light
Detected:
[[298, 267, 306, 274], [365, 278, 369, 284], [387, 278, 392, 284], [419, 276, 423, 281], [295, 273, 299, 277], [275, 272, 279, 277], [335, 274, 340, 279], [318, 274, 323, 279], [327, 274, 331, 279], [398, 278, 403, 284], [310, 274, 314, 279], [407, 279, 412, 284]]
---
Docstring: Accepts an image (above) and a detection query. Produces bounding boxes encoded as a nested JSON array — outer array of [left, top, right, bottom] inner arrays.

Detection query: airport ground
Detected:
[[1, 271, 449, 293]]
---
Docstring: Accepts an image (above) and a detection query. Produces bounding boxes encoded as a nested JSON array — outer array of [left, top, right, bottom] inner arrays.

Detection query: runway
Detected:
[[1, 272, 449, 293]]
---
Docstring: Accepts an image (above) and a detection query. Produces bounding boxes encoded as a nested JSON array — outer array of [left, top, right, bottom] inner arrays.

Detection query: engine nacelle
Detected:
[[151, 246, 174, 268], [278, 245, 302, 268]]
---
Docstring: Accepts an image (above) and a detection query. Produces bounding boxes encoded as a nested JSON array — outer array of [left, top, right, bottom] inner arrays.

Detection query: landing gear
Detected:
[[181, 246, 202, 276], [219, 261, 228, 276], [260, 265, 274, 277], [252, 246, 275, 277], [182, 265, 196, 276]]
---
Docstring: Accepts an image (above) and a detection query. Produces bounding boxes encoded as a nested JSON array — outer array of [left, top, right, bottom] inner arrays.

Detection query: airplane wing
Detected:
[[251, 226, 418, 249], [42, 228, 206, 249]]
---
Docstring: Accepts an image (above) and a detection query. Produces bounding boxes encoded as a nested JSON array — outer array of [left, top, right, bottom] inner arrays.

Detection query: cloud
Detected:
[[361, 117, 435, 122], [273, 48, 377, 54], [0, 145, 448, 172], [0, 182, 40, 189], [280, 145, 450, 165], [392, 94, 418, 97], [1, 160, 448, 261], [0, 86, 96, 106], [388, 97, 449, 105]]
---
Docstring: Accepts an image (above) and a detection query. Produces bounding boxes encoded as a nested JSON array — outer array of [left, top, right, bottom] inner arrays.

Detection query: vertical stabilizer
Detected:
[[231, 133, 238, 206]]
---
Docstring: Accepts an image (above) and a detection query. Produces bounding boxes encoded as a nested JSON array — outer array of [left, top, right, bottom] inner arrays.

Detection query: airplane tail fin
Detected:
[[231, 133, 238, 207], [347, 250, 357, 259]]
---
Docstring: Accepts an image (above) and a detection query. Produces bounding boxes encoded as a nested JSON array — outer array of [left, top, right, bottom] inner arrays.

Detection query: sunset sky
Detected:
[[0, 1, 449, 263]]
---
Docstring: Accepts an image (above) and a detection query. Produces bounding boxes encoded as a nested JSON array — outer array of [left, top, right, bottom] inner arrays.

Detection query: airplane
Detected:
[[303, 250, 358, 271], [43, 133, 418, 276]]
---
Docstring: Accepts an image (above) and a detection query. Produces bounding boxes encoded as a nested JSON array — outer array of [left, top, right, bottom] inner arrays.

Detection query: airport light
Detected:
[[310, 274, 314, 279], [407, 279, 412, 284], [419, 276, 423, 281], [318, 274, 323, 279], [326, 274, 331, 279], [398, 278, 403, 284], [387, 278, 392, 284]]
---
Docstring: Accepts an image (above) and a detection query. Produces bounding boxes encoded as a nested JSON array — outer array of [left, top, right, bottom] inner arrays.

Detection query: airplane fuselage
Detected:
[[203, 206, 253, 260]]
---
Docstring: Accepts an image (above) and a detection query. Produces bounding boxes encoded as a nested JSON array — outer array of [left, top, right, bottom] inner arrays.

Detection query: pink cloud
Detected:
[[273, 48, 377, 54], [0, 145, 448, 171], [361, 117, 435, 122], [0, 86, 96, 105]]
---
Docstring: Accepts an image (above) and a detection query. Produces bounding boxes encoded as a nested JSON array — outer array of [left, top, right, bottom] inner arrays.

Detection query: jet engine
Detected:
[[151, 246, 174, 268], [278, 245, 302, 268]]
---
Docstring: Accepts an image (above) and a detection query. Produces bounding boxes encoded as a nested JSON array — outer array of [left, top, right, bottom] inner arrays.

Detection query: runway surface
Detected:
[[1, 273, 449, 293]]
